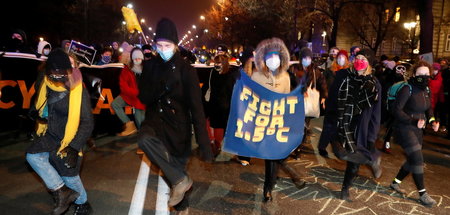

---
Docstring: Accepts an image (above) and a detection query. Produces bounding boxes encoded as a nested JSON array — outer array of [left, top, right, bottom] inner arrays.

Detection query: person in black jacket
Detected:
[[26, 49, 94, 215], [137, 18, 213, 214], [389, 61, 440, 207]]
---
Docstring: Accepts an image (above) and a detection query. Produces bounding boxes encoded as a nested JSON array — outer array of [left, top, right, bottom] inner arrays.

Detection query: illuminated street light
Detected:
[[225, 17, 229, 21], [122, 21, 126, 25], [127, 3, 133, 9], [200, 15, 205, 20], [148, 27, 152, 31], [321, 31, 327, 47], [204, 29, 209, 33], [188, 31, 191, 34], [192, 25, 197, 29], [195, 35, 199, 38], [190, 38, 193, 41], [140, 19, 145, 23], [39, 37, 44, 42], [153, 33, 156, 36]]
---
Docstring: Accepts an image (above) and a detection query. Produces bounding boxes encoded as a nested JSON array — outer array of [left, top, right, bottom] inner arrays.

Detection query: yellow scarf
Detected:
[[35, 76, 83, 158]]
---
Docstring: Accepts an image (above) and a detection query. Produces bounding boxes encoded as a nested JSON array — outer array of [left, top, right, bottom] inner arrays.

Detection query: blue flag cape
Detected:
[[223, 71, 305, 159]]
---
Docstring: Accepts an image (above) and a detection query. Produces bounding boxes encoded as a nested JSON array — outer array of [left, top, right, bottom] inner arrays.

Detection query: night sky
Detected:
[[132, 0, 215, 38]]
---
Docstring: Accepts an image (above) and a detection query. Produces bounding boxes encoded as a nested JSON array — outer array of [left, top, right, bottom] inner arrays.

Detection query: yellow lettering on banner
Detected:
[[270, 115, 284, 128], [93, 88, 114, 114], [248, 93, 260, 111], [252, 127, 265, 142], [266, 127, 276, 135], [276, 127, 290, 142], [286, 96, 298, 114], [244, 131, 251, 141], [235, 119, 244, 138], [272, 98, 285, 115], [240, 86, 252, 101], [17, 81, 35, 109], [259, 99, 271, 115], [0, 80, 17, 109], [255, 114, 270, 127], [243, 108, 256, 123]]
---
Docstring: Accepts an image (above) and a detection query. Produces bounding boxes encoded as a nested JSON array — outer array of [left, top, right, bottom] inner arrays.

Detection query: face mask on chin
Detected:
[[302, 58, 311, 67]]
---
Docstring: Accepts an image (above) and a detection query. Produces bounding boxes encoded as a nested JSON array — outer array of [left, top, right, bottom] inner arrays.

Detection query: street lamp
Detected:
[[127, 3, 133, 9], [403, 22, 417, 41], [148, 27, 152, 31], [225, 17, 229, 21], [39, 37, 44, 42], [204, 29, 209, 33], [140, 18, 145, 24], [192, 25, 197, 29], [122, 21, 126, 25], [321, 31, 327, 46], [188, 31, 191, 34], [200, 15, 205, 20]]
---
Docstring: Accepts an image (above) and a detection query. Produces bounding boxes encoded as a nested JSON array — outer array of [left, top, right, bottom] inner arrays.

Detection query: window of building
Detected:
[[395, 7, 400, 22], [445, 34, 450, 52]]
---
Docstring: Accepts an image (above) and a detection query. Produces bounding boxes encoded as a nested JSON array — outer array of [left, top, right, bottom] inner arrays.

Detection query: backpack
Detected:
[[386, 81, 430, 113], [386, 81, 411, 112]]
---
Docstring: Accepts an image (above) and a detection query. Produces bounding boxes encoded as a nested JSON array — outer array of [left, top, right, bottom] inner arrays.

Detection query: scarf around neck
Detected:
[[35, 75, 83, 158], [336, 68, 378, 151]]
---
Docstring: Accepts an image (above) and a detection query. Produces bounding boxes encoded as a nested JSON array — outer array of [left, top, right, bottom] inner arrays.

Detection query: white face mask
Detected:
[[133, 59, 142, 65], [43, 49, 50, 56], [265, 55, 281, 72], [337, 56, 346, 66], [433, 70, 438, 75]]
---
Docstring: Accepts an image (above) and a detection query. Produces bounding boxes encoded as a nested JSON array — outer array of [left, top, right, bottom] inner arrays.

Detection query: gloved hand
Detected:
[[61, 146, 78, 169]]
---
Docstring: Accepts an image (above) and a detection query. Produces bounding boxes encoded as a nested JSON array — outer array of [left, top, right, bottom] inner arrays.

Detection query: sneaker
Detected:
[[419, 192, 436, 207], [240, 160, 250, 166], [382, 142, 391, 153], [73, 202, 92, 215], [390, 183, 406, 195]]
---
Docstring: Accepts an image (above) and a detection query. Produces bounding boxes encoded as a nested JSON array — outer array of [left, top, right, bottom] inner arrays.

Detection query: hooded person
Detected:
[[141, 44, 153, 60], [251, 37, 306, 203], [137, 18, 213, 213], [61, 40, 71, 52], [26, 48, 94, 215], [6, 29, 33, 53], [111, 48, 146, 140], [37, 40, 52, 56]]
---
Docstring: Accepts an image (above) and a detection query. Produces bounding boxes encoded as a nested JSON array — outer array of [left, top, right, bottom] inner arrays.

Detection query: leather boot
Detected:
[[73, 201, 92, 215], [117, 121, 137, 136], [281, 161, 306, 190], [51, 185, 80, 215]]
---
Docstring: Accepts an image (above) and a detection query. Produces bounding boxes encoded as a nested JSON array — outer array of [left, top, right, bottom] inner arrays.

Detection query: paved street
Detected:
[[1, 117, 450, 215]]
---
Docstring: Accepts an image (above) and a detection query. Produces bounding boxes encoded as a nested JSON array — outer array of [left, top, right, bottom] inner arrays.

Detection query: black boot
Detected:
[[281, 161, 306, 190], [263, 186, 273, 202], [51, 185, 80, 215], [263, 160, 278, 202], [74, 201, 92, 215], [340, 187, 351, 201]]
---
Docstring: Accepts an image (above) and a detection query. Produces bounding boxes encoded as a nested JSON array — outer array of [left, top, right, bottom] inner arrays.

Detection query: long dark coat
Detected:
[[138, 53, 213, 159]]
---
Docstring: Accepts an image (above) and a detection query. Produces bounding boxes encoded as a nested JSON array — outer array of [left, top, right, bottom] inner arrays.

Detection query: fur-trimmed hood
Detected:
[[254, 37, 290, 77]]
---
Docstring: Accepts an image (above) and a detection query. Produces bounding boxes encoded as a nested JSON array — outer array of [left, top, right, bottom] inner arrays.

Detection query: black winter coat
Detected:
[[393, 82, 433, 127], [207, 67, 236, 129], [138, 53, 213, 160], [27, 83, 94, 176]]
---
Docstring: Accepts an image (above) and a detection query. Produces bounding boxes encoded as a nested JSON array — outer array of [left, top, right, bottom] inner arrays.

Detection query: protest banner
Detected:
[[68, 41, 97, 65], [223, 71, 305, 160]]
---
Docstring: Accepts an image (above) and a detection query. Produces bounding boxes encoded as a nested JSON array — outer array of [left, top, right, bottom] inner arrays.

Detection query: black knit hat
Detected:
[[299, 47, 313, 60], [46, 48, 72, 74], [154, 18, 179, 44], [356, 48, 375, 66], [142, 44, 152, 51]]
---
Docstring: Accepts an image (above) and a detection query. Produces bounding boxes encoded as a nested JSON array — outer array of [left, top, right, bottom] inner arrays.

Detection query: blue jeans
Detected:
[[111, 95, 145, 128], [26, 152, 87, 204]]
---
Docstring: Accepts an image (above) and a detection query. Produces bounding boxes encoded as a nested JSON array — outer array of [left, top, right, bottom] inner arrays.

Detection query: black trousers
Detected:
[[318, 116, 337, 150], [138, 132, 189, 210], [342, 161, 360, 190]]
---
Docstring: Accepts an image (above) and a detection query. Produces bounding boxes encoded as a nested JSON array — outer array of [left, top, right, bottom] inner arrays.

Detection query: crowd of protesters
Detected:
[[2, 22, 450, 215]]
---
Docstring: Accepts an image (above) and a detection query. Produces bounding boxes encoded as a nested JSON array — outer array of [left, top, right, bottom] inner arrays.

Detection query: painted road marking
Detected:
[[128, 155, 170, 215]]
